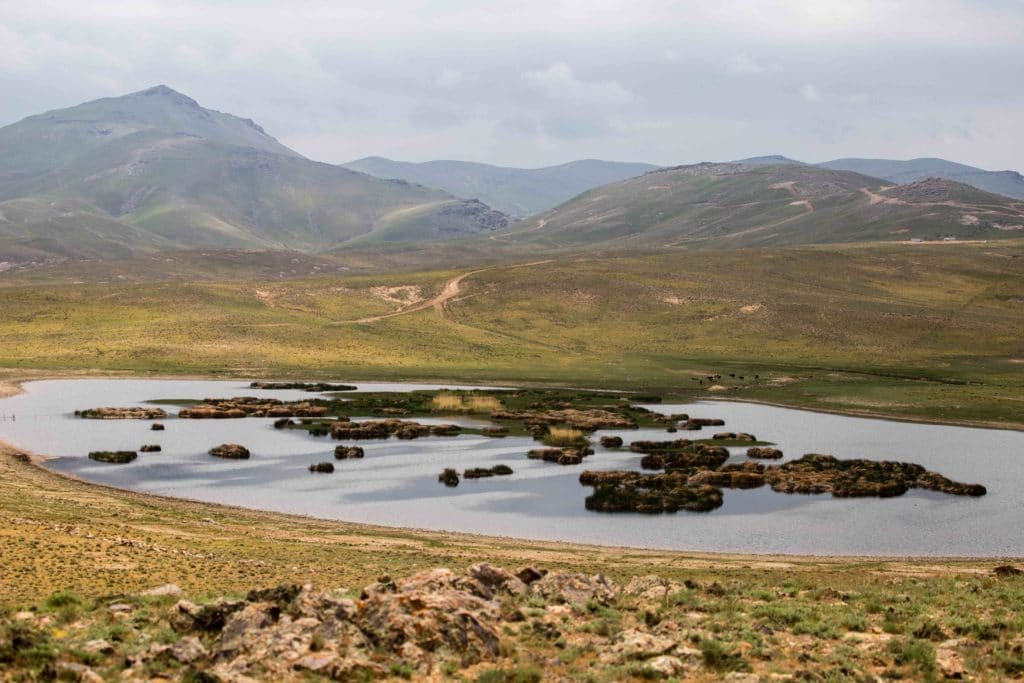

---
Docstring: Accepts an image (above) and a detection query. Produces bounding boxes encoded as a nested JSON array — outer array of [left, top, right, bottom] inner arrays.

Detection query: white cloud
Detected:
[[725, 53, 768, 75], [798, 84, 822, 104], [436, 68, 465, 88], [523, 62, 636, 107]]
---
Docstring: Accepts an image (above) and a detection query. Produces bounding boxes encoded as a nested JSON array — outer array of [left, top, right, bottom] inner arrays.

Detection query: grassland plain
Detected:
[[0, 241, 1022, 428]]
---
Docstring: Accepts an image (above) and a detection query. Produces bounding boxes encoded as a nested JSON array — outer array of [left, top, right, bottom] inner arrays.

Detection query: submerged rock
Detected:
[[464, 465, 514, 479], [308, 462, 335, 473], [88, 451, 137, 464], [600, 435, 624, 448], [438, 468, 460, 487], [139, 444, 161, 453], [150, 423, 165, 431], [334, 445, 365, 459], [209, 444, 250, 459]]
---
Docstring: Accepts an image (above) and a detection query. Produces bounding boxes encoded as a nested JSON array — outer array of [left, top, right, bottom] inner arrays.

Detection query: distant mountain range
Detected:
[[1, 85, 1022, 270], [818, 158, 1024, 201], [0, 86, 507, 266], [342, 157, 659, 218], [497, 162, 1024, 249], [732, 155, 1024, 201]]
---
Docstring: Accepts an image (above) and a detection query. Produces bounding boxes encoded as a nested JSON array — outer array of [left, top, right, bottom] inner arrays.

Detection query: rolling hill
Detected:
[[0, 86, 507, 267], [342, 157, 658, 217], [497, 162, 1024, 249], [820, 157, 1024, 201]]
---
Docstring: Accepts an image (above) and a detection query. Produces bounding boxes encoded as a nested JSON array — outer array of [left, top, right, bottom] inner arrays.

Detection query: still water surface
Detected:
[[1, 379, 1021, 557]]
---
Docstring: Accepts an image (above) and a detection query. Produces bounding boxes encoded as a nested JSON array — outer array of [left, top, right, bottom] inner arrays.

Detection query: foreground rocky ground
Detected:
[[4, 561, 1024, 681]]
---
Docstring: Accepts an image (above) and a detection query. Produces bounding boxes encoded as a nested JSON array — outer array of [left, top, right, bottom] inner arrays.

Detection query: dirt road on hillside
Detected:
[[334, 260, 552, 324]]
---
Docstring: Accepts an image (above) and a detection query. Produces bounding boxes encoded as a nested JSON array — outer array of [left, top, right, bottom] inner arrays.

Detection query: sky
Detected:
[[1, 0, 1023, 171]]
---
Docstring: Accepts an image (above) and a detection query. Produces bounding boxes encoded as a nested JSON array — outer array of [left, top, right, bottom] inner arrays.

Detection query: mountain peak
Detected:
[[129, 85, 200, 108]]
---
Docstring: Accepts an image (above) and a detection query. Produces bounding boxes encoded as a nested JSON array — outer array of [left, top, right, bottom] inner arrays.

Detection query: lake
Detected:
[[1, 378, 1021, 557]]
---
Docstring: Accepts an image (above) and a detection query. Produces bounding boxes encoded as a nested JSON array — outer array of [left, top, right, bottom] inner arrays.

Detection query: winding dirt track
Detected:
[[335, 260, 552, 324]]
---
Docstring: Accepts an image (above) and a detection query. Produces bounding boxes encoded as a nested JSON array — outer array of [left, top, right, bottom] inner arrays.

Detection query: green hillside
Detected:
[[0, 87, 508, 266], [499, 162, 1024, 249]]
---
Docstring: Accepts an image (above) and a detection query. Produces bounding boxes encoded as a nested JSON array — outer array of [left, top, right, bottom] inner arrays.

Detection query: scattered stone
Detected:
[[82, 639, 114, 655], [209, 444, 250, 459], [516, 567, 547, 585], [601, 629, 676, 662], [56, 663, 103, 683], [140, 583, 182, 597], [170, 636, 208, 664], [647, 654, 690, 676], [530, 572, 616, 606], [623, 575, 683, 602]]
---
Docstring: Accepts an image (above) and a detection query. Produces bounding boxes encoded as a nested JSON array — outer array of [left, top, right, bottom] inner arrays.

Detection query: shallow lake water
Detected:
[[1, 378, 1022, 557]]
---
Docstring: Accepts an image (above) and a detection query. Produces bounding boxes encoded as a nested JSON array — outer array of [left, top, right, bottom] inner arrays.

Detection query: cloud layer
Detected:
[[1, 0, 1022, 170]]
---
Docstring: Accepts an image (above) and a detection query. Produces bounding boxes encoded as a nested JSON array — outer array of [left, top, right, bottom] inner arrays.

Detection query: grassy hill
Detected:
[[343, 157, 658, 217], [0, 87, 507, 267], [1, 240, 1021, 427], [498, 162, 1024, 249], [821, 157, 1024, 201]]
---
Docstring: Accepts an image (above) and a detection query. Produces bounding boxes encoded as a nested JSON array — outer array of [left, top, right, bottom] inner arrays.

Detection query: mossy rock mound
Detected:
[[88, 451, 137, 464], [438, 468, 460, 487], [77, 407, 168, 420], [334, 446, 365, 460], [580, 470, 723, 513], [209, 444, 250, 459], [747, 447, 783, 459], [464, 465, 514, 479], [765, 453, 986, 497]]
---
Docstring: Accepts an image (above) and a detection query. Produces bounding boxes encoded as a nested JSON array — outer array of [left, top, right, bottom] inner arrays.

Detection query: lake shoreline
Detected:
[[2, 368, 1021, 432]]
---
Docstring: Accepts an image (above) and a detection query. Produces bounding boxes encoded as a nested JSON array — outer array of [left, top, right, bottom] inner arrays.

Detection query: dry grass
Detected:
[[543, 426, 588, 447], [431, 393, 503, 413]]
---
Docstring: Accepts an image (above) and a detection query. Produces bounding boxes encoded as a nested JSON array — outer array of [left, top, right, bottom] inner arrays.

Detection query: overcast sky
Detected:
[[2, 0, 1022, 170]]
